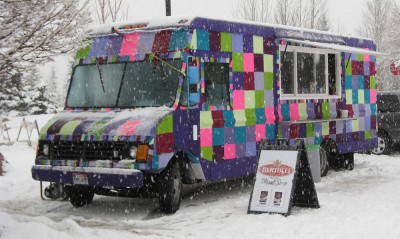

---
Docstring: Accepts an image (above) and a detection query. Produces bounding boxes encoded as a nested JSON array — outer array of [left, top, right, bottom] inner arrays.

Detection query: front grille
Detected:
[[48, 141, 131, 160]]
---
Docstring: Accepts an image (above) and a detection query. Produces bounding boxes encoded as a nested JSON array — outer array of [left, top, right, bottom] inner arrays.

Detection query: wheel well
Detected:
[[377, 128, 393, 144], [377, 128, 389, 137], [321, 139, 339, 167], [169, 151, 196, 184], [321, 138, 338, 155]]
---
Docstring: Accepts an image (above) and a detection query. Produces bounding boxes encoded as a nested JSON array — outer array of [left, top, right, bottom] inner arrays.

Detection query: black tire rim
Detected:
[[320, 147, 328, 175], [172, 164, 181, 205]]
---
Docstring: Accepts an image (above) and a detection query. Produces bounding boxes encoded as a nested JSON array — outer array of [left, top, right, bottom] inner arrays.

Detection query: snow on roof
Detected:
[[282, 38, 384, 56], [87, 16, 372, 42], [87, 16, 194, 35]]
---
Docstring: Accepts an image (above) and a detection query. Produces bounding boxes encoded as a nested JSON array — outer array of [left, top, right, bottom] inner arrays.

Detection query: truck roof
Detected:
[[87, 16, 375, 49]]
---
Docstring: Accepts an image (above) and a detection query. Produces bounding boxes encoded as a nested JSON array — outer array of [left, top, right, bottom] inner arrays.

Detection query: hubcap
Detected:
[[172, 166, 181, 202], [372, 136, 386, 155], [173, 174, 179, 195]]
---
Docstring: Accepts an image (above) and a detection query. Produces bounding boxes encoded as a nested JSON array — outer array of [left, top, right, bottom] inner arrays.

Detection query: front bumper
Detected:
[[32, 165, 143, 187]]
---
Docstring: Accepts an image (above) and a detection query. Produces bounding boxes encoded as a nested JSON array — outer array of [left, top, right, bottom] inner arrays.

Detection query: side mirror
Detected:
[[187, 66, 199, 84], [186, 57, 200, 107], [189, 92, 200, 104]]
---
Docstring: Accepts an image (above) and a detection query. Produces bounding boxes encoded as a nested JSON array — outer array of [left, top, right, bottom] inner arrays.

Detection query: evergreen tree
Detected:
[[316, 12, 331, 31], [26, 85, 58, 115], [46, 65, 62, 106], [0, 73, 28, 115]]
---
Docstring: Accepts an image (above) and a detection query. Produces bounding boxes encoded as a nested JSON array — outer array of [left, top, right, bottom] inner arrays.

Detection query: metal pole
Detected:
[[165, 0, 171, 16]]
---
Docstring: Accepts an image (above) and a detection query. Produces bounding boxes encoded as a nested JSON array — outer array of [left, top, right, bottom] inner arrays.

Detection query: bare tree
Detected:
[[306, 0, 330, 30], [234, 0, 274, 23], [235, 0, 330, 29], [108, 0, 126, 22], [289, 0, 331, 30], [358, 0, 397, 90], [358, 0, 393, 51], [95, 0, 110, 24], [291, 0, 308, 27], [95, 0, 127, 24], [274, 0, 293, 25], [0, 0, 91, 80], [380, 2, 400, 90]]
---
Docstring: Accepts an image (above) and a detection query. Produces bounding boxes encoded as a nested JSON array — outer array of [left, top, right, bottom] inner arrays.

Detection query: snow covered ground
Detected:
[[1, 115, 400, 239]]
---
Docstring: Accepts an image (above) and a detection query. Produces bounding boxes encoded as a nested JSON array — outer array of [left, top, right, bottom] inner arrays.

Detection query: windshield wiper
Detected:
[[159, 61, 167, 87], [115, 63, 128, 106], [96, 61, 106, 93]]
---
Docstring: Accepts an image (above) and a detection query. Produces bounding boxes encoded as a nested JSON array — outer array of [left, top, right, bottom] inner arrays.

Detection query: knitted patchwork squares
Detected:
[[194, 30, 276, 162], [277, 51, 377, 153], [75, 29, 190, 64]]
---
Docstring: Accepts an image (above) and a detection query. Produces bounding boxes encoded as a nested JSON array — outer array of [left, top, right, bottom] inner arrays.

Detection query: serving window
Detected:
[[280, 45, 340, 98]]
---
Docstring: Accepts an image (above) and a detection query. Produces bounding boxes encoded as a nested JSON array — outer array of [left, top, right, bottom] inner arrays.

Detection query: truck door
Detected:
[[199, 59, 232, 180]]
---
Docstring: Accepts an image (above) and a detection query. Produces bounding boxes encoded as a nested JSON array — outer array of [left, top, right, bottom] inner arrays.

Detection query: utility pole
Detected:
[[166, 0, 171, 16]]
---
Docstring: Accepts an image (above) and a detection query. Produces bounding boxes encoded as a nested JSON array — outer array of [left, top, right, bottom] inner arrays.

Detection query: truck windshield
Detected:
[[67, 59, 182, 108]]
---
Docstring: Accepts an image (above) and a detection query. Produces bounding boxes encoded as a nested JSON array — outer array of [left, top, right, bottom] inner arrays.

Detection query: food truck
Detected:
[[31, 17, 381, 213]]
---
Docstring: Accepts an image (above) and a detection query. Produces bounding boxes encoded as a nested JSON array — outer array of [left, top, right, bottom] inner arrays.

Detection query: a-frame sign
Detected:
[[248, 139, 319, 216]]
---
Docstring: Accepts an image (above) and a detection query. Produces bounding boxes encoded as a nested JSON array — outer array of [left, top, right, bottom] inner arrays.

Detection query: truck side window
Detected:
[[328, 54, 337, 95], [297, 53, 326, 94], [280, 45, 340, 98], [204, 62, 230, 106], [281, 51, 294, 94]]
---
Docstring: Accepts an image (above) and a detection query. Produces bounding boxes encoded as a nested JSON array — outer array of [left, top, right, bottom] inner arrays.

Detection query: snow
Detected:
[[2, 114, 400, 238], [87, 16, 372, 42], [88, 17, 194, 35], [49, 107, 174, 137], [58, 106, 173, 124], [281, 38, 385, 56]]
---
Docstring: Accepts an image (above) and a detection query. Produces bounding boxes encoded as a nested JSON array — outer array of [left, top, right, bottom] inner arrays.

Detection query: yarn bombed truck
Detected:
[[31, 17, 382, 213]]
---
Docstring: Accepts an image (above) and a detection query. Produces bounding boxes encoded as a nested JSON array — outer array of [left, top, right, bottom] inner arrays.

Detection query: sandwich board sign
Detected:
[[248, 139, 319, 216]]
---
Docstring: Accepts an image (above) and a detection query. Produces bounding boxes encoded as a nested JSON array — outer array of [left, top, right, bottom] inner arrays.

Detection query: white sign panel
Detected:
[[249, 150, 298, 214]]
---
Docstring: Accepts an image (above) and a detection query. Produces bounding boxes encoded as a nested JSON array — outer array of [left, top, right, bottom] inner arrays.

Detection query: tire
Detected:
[[343, 153, 354, 171], [69, 186, 94, 207], [158, 160, 182, 214], [319, 143, 330, 177], [372, 131, 391, 155]]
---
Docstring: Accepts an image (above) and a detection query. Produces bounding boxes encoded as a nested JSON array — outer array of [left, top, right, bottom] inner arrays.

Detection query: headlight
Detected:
[[43, 144, 49, 156], [129, 146, 138, 158], [113, 150, 119, 158]]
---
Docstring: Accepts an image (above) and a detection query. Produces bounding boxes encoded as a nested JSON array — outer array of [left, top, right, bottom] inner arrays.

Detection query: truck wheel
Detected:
[[158, 160, 182, 213], [69, 186, 94, 207], [320, 143, 330, 177], [372, 132, 391, 155], [343, 153, 354, 171]]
